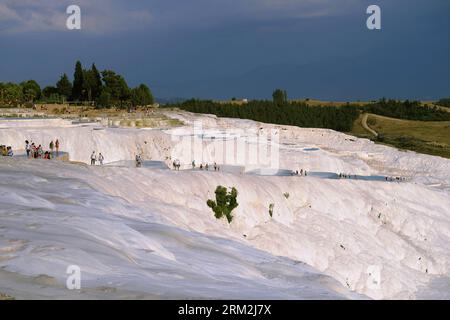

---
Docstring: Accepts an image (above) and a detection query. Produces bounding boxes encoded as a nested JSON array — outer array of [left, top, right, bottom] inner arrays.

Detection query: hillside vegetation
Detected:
[[361, 99, 450, 121], [352, 113, 450, 158], [168, 99, 360, 131]]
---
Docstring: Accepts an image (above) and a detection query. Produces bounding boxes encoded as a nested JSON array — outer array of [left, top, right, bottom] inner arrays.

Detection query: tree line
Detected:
[[165, 91, 450, 132], [166, 98, 360, 132], [0, 61, 154, 108]]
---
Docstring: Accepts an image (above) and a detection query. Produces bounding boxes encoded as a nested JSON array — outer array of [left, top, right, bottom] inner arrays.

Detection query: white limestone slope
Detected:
[[0, 113, 449, 299], [0, 159, 360, 299], [84, 164, 450, 299]]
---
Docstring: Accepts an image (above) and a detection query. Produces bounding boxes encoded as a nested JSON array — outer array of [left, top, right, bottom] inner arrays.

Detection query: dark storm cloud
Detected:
[[1, 0, 449, 100]]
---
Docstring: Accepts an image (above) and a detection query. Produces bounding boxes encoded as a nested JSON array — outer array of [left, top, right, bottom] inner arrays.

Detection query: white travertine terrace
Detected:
[[0, 112, 449, 299]]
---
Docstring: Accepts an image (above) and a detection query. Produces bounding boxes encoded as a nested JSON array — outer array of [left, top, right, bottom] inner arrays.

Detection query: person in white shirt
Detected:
[[98, 153, 104, 165], [90, 151, 97, 165]]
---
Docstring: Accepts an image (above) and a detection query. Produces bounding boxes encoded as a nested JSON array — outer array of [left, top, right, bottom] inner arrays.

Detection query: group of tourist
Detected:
[[339, 173, 355, 179], [292, 169, 307, 176], [90, 151, 105, 165], [191, 160, 220, 171], [25, 139, 59, 160], [338, 172, 406, 182], [385, 176, 407, 182], [135, 154, 143, 167], [0, 145, 13, 157], [1, 139, 62, 159], [173, 159, 181, 170]]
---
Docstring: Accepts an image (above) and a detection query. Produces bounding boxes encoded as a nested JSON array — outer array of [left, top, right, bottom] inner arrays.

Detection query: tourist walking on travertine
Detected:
[[173, 159, 181, 171], [98, 153, 104, 165], [37, 145, 44, 158], [31, 143, 37, 158], [25, 140, 30, 158], [55, 139, 60, 156], [49, 140, 54, 156], [135, 154, 142, 167], [90, 151, 96, 165]]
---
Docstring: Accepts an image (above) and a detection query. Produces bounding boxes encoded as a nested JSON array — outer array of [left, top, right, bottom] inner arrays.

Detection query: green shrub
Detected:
[[207, 186, 238, 224]]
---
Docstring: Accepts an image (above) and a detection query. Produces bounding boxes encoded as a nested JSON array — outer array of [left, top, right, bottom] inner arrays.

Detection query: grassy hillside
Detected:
[[351, 113, 450, 159]]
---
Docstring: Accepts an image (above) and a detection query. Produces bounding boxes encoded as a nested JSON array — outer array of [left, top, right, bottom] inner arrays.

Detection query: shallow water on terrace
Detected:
[[304, 147, 320, 151], [187, 164, 245, 174], [246, 169, 293, 176], [307, 171, 339, 179], [246, 169, 394, 181], [14, 151, 69, 159], [10, 152, 398, 182], [105, 160, 169, 169], [99, 161, 396, 182], [307, 172, 390, 181]]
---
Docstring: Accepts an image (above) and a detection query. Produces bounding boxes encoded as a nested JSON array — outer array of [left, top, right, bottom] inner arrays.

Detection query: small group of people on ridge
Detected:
[[339, 173, 355, 179], [135, 154, 143, 167], [173, 159, 181, 170], [385, 176, 406, 182], [0, 145, 13, 157], [292, 169, 307, 176], [90, 151, 104, 165], [192, 160, 220, 171], [25, 139, 59, 160]]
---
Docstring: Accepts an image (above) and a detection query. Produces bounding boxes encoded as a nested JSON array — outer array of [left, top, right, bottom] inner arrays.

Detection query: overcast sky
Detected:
[[1, 0, 449, 100]]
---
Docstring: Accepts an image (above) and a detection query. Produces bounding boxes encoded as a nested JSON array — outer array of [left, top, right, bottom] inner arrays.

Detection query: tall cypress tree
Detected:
[[272, 89, 287, 106], [56, 73, 72, 99], [91, 63, 102, 100], [72, 60, 84, 101], [82, 69, 95, 101]]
